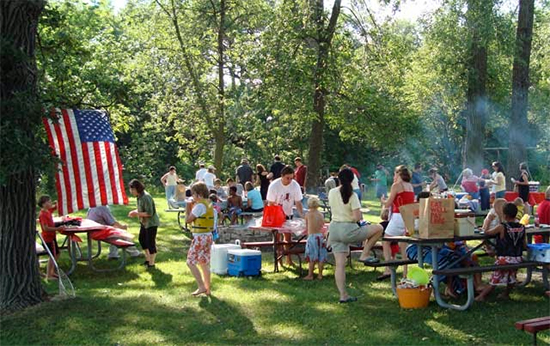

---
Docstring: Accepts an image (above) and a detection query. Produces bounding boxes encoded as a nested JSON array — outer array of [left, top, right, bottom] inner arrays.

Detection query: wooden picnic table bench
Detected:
[[515, 316, 550, 346]]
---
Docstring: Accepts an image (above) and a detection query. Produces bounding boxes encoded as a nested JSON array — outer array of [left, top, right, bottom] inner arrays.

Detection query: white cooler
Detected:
[[210, 243, 241, 275], [454, 211, 476, 237]]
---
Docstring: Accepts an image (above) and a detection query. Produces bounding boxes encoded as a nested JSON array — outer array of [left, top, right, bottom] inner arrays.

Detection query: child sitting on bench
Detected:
[[475, 203, 526, 302]]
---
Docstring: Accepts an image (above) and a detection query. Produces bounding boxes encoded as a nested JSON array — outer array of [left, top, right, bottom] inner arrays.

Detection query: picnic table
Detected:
[[384, 230, 549, 311], [61, 219, 135, 275], [248, 223, 328, 273]]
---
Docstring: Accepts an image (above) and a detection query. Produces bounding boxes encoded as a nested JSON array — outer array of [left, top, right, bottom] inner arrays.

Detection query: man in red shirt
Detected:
[[534, 186, 550, 243], [294, 157, 307, 193]]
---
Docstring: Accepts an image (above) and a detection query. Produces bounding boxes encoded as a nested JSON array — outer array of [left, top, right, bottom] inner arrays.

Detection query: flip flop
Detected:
[[339, 296, 358, 304], [376, 273, 391, 281]]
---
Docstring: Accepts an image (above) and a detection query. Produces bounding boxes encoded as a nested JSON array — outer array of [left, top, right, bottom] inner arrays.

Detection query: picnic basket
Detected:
[[396, 286, 432, 309]]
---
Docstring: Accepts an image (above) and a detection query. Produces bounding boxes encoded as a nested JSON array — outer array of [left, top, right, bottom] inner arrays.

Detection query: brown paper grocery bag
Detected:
[[399, 203, 419, 236], [419, 197, 455, 238]]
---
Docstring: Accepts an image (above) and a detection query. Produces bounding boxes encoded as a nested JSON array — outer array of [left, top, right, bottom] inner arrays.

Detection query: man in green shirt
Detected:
[[371, 164, 389, 199]]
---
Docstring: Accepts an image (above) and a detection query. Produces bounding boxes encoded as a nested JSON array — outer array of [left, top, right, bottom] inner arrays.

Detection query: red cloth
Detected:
[[294, 165, 307, 188], [505, 191, 545, 205], [38, 208, 56, 243]]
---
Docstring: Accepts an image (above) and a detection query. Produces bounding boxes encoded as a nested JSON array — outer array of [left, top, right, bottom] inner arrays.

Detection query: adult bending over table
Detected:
[[266, 165, 304, 266], [328, 168, 383, 303], [87, 205, 142, 260], [128, 179, 160, 268], [379, 165, 415, 280]]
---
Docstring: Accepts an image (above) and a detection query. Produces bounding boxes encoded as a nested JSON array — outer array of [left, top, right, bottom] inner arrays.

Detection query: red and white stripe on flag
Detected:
[[43, 109, 128, 215]]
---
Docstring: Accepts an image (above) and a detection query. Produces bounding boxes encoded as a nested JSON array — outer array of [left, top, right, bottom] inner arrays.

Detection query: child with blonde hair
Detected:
[[513, 197, 525, 220], [304, 196, 327, 280]]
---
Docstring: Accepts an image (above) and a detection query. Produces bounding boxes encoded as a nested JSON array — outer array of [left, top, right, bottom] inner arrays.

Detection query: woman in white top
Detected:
[[160, 166, 182, 208], [488, 161, 506, 198], [328, 168, 383, 303]]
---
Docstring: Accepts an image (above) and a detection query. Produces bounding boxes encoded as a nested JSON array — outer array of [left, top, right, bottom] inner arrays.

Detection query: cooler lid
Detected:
[[228, 249, 262, 256]]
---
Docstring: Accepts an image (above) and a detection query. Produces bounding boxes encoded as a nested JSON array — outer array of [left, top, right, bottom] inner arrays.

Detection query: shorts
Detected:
[[490, 256, 522, 286], [328, 222, 376, 253], [187, 233, 213, 265], [305, 233, 328, 263], [495, 190, 505, 199], [139, 225, 158, 254], [384, 213, 407, 237], [45, 240, 59, 257]]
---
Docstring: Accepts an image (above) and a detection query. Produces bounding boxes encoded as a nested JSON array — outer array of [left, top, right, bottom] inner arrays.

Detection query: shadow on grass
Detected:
[[148, 267, 173, 288]]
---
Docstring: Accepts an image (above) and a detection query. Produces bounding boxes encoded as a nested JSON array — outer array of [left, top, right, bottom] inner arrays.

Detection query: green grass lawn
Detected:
[[2, 190, 549, 345]]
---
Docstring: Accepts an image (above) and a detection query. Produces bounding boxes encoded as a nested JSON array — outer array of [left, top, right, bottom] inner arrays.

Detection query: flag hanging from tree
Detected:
[[43, 109, 128, 215]]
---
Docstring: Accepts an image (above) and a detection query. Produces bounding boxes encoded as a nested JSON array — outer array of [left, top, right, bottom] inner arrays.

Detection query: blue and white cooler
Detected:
[[210, 243, 241, 275], [527, 243, 550, 263], [227, 249, 262, 277]]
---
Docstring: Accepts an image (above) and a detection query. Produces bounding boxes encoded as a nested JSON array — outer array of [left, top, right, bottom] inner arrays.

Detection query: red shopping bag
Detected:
[[261, 205, 286, 227]]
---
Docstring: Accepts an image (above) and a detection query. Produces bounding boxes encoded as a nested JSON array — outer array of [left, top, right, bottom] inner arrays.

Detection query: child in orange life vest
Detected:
[[475, 203, 526, 302], [186, 182, 216, 296], [38, 195, 66, 280]]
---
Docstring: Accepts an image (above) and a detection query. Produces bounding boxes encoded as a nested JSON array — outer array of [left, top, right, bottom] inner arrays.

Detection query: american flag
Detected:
[[43, 109, 128, 215]]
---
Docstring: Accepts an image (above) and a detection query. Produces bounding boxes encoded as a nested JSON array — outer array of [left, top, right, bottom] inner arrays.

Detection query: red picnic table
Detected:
[[60, 219, 135, 275]]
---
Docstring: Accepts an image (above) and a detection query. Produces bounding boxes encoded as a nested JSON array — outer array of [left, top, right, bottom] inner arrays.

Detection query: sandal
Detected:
[[339, 296, 358, 304]]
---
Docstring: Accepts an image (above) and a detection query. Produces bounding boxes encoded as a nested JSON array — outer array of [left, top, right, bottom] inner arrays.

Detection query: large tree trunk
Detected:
[[214, 0, 226, 171], [463, 0, 491, 174], [507, 0, 534, 189], [0, 0, 46, 313], [306, 0, 341, 191]]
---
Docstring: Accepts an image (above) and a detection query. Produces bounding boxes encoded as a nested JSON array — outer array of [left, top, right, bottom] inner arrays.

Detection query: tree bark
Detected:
[[463, 0, 491, 174], [306, 0, 341, 191], [507, 0, 534, 189], [214, 0, 226, 171], [0, 0, 46, 313]]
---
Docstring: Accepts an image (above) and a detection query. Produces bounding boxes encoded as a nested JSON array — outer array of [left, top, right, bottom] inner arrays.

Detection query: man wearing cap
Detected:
[[195, 163, 207, 182], [370, 164, 389, 199], [236, 159, 254, 185], [294, 157, 307, 193]]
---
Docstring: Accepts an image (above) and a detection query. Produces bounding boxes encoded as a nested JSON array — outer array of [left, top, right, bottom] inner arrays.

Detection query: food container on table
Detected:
[[527, 243, 550, 263], [227, 249, 262, 276], [454, 211, 476, 237], [210, 243, 241, 275]]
